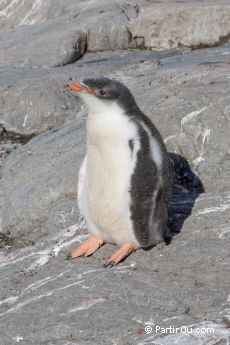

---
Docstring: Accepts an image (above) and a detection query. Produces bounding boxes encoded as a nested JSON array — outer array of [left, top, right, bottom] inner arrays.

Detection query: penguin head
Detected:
[[68, 78, 137, 114]]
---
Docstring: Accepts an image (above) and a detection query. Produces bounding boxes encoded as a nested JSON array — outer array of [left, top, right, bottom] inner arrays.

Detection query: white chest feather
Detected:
[[79, 104, 140, 246]]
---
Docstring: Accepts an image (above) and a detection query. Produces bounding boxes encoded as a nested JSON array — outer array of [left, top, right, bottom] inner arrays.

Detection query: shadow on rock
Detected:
[[166, 152, 204, 242]]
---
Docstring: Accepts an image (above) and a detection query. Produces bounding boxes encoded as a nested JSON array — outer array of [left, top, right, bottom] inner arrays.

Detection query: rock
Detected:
[[129, 3, 230, 50], [0, 45, 230, 243], [109, 45, 230, 192], [1, 0, 230, 138], [0, 1, 230, 344], [85, 3, 138, 52], [0, 0, 123, 27], [0, 19, 87, 67], [0, 2, 137, 64], [0, 49, 184, 136], [1, 0, 230, 52], [0, 66, 82, 136], [0, 190, 229, 345], [0, 120, 86, 244]]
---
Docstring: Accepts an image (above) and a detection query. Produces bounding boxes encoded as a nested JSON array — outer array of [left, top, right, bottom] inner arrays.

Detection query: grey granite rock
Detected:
[[1, 0, 230, 138], [84, 3, 138, 52], [0, 191, 229, 345], [0, 45, 230, 244], [0, 1, 230, 345], [129, 3, 230, 49], [0, 0, 125, 27], [0, 19, 87, 67], [0, 66, 81, 136], [1, 0, 230, 52], [0, 49, 186, 136], [110, 45, 230, 193], [0, 120, 86, 244]]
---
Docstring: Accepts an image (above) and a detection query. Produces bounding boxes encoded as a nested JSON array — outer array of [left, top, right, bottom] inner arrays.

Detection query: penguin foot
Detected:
[[68, 235, 104, 259], [105, 243, 136, 266]]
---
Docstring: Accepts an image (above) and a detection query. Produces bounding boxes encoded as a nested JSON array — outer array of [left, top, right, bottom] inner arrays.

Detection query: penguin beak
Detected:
[[68, 79, 96, 96]]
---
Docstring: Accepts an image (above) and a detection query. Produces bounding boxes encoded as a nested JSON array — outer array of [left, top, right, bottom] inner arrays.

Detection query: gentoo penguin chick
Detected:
[[67, 78, 172, 265]]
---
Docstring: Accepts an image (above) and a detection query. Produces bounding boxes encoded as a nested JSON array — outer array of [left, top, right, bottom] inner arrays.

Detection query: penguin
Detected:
[[67, 78, 172, 266]]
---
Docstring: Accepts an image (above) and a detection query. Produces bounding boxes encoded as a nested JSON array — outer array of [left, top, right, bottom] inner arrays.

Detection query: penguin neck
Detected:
[[81, 92, 140, 118], [86, 102, 133, 148], [89, 101, 122, 117]]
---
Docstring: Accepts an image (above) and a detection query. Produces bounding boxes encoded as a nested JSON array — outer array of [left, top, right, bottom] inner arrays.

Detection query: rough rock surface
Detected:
[[0, 66, 83, 135], [0, 1, 230, 345], [0, 20, 87, 68], [129, 3, 230, 50], [0, 0, 125, 27], [0, 49, 185, 136], [1, 0, 230, 137], [1, 0, 230, 51], [0, 192, 229, 345], [0, 120, 85, 244]]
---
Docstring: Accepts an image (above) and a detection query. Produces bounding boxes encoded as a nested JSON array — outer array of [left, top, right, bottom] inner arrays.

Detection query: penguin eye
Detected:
[[100, 90, 106, 96]]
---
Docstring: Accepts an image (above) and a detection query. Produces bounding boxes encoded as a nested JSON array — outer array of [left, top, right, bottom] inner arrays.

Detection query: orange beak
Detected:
[[68, 79, 96, 96]]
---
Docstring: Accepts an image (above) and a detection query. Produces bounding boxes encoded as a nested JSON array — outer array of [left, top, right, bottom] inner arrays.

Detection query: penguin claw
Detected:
[[66, 253, 72, 260], [66, 253, 83, 260], [66, 253, 77, 260], [103, 260, 115, 268]]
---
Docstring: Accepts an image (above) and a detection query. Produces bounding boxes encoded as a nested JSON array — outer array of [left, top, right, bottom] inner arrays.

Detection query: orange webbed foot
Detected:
[[104, 243, 137, 267], [67, 235, 104, 259]]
